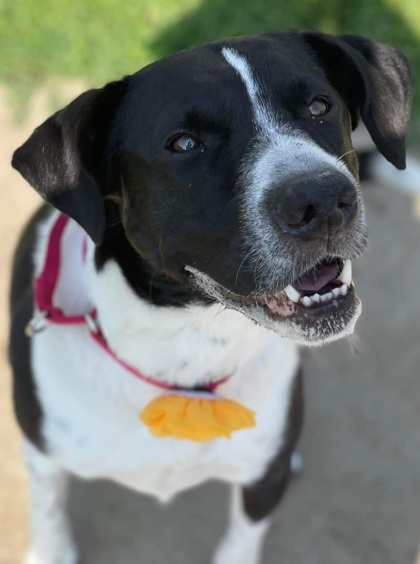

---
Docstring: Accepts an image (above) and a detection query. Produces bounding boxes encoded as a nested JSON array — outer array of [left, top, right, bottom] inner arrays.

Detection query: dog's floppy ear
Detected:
[[12, 80, 126, 243], [301, 32, 413, 170]]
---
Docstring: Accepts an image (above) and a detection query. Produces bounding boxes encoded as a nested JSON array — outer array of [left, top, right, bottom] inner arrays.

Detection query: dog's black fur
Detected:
[[9, 206, 52, 450]]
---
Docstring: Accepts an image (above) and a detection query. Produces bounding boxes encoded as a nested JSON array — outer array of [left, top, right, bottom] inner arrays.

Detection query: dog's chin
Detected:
[[272, 292, 362, 346], [185, 260, 362, 346]]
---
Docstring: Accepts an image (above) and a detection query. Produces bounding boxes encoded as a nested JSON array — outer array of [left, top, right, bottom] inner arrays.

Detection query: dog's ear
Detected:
[[12, 80, 126, 243], [300, 32, 413, 170]]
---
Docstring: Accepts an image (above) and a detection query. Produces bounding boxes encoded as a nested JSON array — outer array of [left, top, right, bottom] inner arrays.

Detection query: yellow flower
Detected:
[[140, 394, 256, 442]]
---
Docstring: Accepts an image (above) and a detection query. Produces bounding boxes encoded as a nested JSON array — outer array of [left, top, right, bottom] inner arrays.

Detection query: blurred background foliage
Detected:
[[0, 0, 419, 119]]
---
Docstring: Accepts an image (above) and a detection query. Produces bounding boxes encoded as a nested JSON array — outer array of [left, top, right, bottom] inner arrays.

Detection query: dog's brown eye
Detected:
[[309, 97, 330, 117], [169, 134, 200, 152]]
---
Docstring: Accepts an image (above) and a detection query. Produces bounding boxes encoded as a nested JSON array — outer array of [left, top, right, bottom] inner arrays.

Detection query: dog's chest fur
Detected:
[[31, 211, 299, 501]]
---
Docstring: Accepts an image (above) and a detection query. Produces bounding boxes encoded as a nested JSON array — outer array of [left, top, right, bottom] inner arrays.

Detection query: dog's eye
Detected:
[[169, 134, 200, 152], [309, 97, 330, 117]]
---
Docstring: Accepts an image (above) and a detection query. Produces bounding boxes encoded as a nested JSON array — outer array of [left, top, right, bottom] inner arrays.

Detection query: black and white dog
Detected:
[[10, 31, 412, 564]]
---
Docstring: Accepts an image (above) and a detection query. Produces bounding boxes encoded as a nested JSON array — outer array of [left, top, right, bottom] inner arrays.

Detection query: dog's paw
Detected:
[[25, 542, 79, 564], [212, 535, 262, 564], [290, 450, 304, 475]]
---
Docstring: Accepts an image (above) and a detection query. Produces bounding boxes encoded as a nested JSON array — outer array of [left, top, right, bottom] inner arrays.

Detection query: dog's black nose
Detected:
[[269, 170, 358, 238]]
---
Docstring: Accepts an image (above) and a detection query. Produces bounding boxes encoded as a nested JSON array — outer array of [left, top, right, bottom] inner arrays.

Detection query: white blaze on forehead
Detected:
[[221, 47, 278, 136], [221, 46, 357, 190], [221, 47, 363, 303]]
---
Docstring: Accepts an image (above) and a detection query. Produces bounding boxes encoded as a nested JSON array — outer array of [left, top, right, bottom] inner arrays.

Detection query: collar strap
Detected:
[[29, 213, 230, 394]]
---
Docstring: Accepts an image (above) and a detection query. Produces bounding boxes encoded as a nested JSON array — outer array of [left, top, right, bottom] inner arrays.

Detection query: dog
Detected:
[[9, 31, 412, 564]]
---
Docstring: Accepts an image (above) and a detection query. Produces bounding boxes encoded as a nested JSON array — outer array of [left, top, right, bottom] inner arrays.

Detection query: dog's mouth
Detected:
[[263, 257, 353, 319], [186, 256, 360, 344]]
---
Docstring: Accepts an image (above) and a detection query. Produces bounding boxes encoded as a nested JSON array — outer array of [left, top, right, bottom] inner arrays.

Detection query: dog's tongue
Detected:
[[293, 263, 340, 292]]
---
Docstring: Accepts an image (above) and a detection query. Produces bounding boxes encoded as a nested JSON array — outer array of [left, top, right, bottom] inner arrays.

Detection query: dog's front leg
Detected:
[[212, 483, 274, 564], [23, 440, 78, 564], [213, 370, 303, 564], [213, 451, 296, 564]]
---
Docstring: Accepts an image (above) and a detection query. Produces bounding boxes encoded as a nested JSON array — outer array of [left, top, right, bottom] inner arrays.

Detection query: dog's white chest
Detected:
[[33, 322, 298, 500]]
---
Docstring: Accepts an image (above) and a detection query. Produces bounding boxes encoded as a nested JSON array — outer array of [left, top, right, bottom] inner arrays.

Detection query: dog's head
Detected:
[[12, 32, 412, 345]]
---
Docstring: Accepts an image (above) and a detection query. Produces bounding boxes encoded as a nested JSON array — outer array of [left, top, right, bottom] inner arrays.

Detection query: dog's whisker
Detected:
[[235, 251, 253, 287], [105, 217, 122, 230], [337, 149, 356, 162]]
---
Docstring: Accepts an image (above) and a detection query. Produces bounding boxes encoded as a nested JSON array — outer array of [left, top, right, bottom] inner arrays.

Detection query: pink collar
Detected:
[[28, 213, 229, 393]]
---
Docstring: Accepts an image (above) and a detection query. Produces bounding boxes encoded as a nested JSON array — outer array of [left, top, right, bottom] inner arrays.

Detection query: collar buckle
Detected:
[[25, 311, 49, 337], [85, 313, 100, 334]]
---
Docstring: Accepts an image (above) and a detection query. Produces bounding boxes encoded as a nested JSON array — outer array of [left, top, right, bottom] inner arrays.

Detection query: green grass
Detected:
[[0, 0, 419, 119]]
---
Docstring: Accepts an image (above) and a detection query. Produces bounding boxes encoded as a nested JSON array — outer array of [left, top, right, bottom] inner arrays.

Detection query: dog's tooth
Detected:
[[312, 293, 321, 303], [320, 294, 328, 303], [301, 296, 312, 307], [340, 284, 349, 296], [284, 284, 301, 303], [337, 260, 352, 286], [332, 287, 341, 298], [326, 292, 333, 301]]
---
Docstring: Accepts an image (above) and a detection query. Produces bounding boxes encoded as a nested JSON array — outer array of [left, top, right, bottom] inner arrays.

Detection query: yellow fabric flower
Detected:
[[140, 394, 256, 442]]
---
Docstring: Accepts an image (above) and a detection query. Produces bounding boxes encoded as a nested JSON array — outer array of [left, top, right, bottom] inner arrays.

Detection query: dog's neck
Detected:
[[89, 236, 275, 390]]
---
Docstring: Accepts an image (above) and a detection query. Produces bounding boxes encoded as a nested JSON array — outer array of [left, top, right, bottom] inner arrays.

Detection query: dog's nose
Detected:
[[269, 170, 358, 238]]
